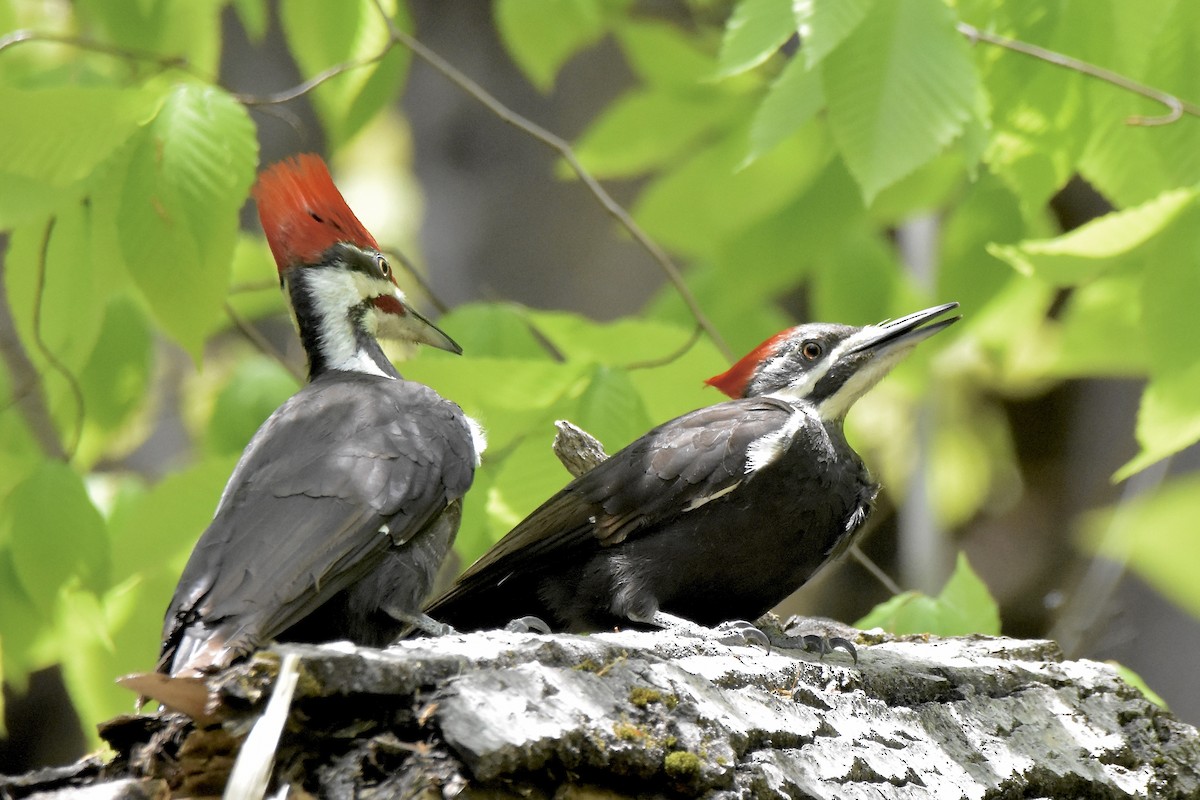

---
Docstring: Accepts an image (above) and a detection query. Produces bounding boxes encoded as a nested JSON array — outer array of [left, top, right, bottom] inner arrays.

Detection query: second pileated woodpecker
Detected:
[[425, 304, 958, 634], [157, 155, 484, 677]]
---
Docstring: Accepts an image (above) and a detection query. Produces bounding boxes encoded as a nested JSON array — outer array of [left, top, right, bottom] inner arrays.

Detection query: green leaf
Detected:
[[823, 0, 981, 201], [75, 0, 223, 73], [716, 0, 795, 78], [107, 457, 240, 587], [0, 84, 162, 188], [573, 365, 654, 452], [206, 356, 299, 457], [78, 295, 155, 432], [1046, 275, 1145, 378], [635, 118, 832, 256], [280, 0, 412, 146], [495, 0, 608, 91], [526, 311, 705, 366], [745, 56, 824, 165], [485, 428, 575, 540], [1079, 1, 1200, 207], [987, 187, 1198, 284], [4, 206, 107, 381], [1118, 366, 1200, 480], [1079, 475, 1200, 618], [1110, 662, 1168, 709], [118, 83, 257, 358], [797, 0, 874, 68], [232, 0, 269, 41], [3, 463, 109, 615], [402, 356, 591, 454], [614, 20, 714, 89], [856, 552, 1000, 636], [574, 89, 746, 178], [434, 303, 560, 360]]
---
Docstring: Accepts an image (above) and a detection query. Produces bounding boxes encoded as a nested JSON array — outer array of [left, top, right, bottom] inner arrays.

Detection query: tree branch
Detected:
[[0, 235, 67, 461], [368, 0, 734, 362], [957, 22, 1200, 125]]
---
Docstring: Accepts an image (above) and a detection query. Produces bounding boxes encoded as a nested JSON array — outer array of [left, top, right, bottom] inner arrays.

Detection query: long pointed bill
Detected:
[[847, 302, 961, 356], [812, 302, 960, 421], [371, 294, 463, 354]]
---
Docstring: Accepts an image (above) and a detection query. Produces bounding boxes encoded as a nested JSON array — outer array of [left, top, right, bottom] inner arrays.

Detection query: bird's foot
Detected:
[[713, 620, 771, 649], [639, 611, 769, 650], [776, 615, 860, 664], [504, 615, 552, 634], [390, 610, 456, 639], [800, 634, 858, 664]]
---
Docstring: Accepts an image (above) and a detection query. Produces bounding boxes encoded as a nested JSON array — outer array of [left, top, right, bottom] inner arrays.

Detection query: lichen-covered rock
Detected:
[[5, 627, 1198, 799]]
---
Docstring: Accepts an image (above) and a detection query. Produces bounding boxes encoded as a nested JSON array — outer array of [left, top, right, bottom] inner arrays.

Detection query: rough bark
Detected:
[[3, 623, 1198, 799]]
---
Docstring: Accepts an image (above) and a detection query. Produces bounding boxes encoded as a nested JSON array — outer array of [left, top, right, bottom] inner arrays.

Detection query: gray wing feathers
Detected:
[[163, 375, 474, 673]]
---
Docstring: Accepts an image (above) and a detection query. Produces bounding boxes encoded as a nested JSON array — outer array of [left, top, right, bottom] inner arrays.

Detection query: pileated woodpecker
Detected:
[[158, 155, 483, 677], [425, 304, 958, 634]]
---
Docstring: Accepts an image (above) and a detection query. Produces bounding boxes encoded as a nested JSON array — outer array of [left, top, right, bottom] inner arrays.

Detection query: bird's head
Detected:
[[706, 303, 960, 420], [254, 155, 460, 363]]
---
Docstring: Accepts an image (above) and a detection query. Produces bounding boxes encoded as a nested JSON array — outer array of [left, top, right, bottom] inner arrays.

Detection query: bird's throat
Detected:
[[287, 271, 398, 380]]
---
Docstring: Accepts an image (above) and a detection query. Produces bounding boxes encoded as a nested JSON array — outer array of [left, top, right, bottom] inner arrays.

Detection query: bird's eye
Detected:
[[377, 256, 391, 278], [801, 341, 823, 361]]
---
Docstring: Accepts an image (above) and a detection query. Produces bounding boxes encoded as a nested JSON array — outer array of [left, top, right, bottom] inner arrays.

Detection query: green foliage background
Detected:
[[2, 0, 1199, 745]]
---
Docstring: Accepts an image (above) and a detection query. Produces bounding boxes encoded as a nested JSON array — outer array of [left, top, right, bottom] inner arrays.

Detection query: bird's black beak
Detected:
[[848, 302, 960, 355], [373, 292, 463, 354], [406, 306, 463, 355]]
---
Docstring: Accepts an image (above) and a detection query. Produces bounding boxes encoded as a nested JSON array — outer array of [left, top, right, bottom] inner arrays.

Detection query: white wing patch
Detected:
[[465, 415, 488, 467], [745, 408, 806, 474], [682, 480, 742, 512]]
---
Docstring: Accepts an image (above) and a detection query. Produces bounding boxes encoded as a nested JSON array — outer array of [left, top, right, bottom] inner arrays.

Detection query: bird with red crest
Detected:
[[426, 304, 958, 647], [154, 154, 485, 677]]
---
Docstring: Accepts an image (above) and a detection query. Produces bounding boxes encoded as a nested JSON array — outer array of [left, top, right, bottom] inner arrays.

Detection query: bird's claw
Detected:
[[801, 634, 858, 664], [713, 620, 771, 649], [504, 615, 552, 634]]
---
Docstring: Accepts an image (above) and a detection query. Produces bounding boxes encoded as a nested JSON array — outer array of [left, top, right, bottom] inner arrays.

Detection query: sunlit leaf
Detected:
[[988, 187, 1197, 284], [856, 552, 1001, 636], [716, 0, 795, 78], [745, 56, 824, 165], [3, 463, 109, 615], [635, 119, 832, 255], [823, 0, 981, 201], [75, 0, 223, 72], [575, 89, 747, 178], [79, 295, 155, 432], [1079, 475, 1200, 617], [118, 83, 257, 358], [614, 20, 714, 89], [574, 365, 653, 452], [797, 0, 873, 68], [495, 0, 608, 91], [280, 0, 411, 147], [107, 457, 240, 588], [206, 356, 299, 456], [0, 84, 162, 188], [1110, 662, 1168, 709]]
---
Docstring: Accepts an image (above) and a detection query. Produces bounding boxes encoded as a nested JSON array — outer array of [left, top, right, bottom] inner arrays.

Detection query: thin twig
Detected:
[[1049, 458, 1171, 658], [224, 303, 304, 384], [0, 250, 67, 461], [0, 29, 196, 75], [368, 0, 733, 362], [233, 45, 392, 105], [849, 543, 904, 597], [623, 324, 703, 371], [957, 22, 1200, 126], [31, 218, 86, 459]]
